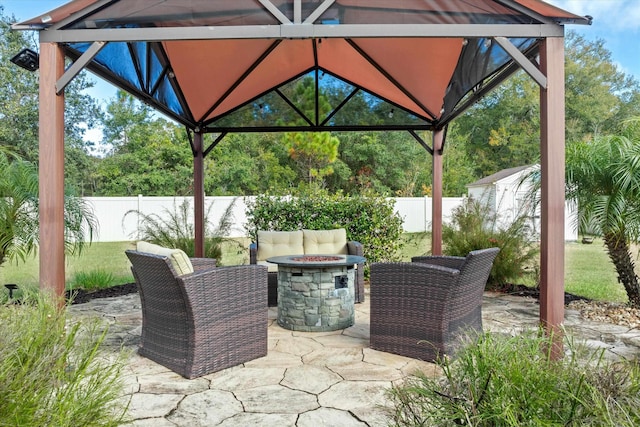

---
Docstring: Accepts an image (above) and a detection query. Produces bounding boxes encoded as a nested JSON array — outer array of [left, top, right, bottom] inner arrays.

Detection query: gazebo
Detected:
[[13, 0, 590, 354]]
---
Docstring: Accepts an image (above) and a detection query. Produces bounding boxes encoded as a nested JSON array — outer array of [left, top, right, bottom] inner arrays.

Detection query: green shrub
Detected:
[[442, 197, 539, 288], [0, 294, 129, 426], [124, 198, 242, 263], [388, 331, 640, 426], [70, 269, 116, 291], [245, 189, 404, 263]]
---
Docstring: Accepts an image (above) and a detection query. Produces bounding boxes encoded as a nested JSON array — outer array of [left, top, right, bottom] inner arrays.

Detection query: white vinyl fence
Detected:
[[84, 196, 462, 242], [83, 195, 576, 242]]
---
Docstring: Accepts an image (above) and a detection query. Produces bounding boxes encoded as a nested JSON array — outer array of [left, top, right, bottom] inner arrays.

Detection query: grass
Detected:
[[0, 293, 129, 426], [0, 239, 249, 299], [0, 241, 136, 296], [565, 238, 625, 302], [0, 234, 630, 303]]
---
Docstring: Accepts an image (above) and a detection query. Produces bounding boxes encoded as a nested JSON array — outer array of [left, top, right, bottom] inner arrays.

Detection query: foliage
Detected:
[[244, 188, 404, 264], [124, 198, 241, 262], [0, 9, 103, 195], [204, 133, 297, 195], [565, 116, 640, 307], [331, 131, 434, 196], [442, 197, 539, 288], [285, 131, 339, 184], [281, 76, 340, 186], [388, 331, 640, 427], [70, 269, 115, 292], [0, 293, 128, 426], [95, 92, 193, 196], [455, 31, 640, 177], [457, 71, 541, 176], [0, 152, 97, 267], [564, 32, 640, 140]]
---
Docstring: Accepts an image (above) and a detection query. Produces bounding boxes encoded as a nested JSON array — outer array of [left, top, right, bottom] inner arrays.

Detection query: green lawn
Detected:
[[0, 234, 629, 304], [0, 241, 136, 293], [564, 238, 625, 302]]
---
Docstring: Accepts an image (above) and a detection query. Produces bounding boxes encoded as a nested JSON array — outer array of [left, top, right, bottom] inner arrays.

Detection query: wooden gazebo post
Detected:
[[431, 128, 445, 255], [539, 37, 566, 358], [38, 42, 66, 302], [193, 131, 205, 257]]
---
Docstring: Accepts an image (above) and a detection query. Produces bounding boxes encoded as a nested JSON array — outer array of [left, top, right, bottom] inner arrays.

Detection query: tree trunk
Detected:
[[603, 232, 640, 308]]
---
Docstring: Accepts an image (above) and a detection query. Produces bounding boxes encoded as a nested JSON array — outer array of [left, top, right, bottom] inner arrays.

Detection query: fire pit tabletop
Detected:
[[266, 254, 366, 268]]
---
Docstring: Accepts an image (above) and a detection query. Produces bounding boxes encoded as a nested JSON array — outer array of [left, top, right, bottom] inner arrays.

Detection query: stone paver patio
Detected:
[[68, 291, 640, 426]]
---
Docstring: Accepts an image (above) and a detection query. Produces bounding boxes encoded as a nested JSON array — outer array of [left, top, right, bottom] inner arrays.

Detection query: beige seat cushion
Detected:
[[136, 241, 194, 276], [302, 229, 348, 254], [257, 230, 304, 261], [257, 260, 279, 273]]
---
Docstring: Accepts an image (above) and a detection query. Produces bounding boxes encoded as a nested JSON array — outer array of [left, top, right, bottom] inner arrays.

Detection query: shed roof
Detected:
[[15, 0, 589, 133], [467, 164, 534, 187]]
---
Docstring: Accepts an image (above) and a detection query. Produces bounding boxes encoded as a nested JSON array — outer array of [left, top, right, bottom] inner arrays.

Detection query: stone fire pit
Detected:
[[266, 254, 366, 332]]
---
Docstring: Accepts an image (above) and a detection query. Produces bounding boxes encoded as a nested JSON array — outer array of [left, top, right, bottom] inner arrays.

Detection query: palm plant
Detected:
[[0, 152, 96, 267], [565, 116, 640, 307], [125, 198, 240, 262]]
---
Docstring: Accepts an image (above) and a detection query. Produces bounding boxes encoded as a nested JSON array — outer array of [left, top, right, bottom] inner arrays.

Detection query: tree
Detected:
[[205, 133, 297, 195], [0, 152, 96, 267], [282, 76, 340, 186], [565, 116, 640, 307], [286, 131, 339, 184], [331, 131, 433, 196], [564, 32, 639, 140], [94, 92, 193, 196], [0, 8, 104, 195], [455, 31, 640, 178]]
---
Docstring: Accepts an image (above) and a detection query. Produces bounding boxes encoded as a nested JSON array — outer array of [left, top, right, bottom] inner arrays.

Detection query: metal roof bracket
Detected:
[[55, 40, 106, 95], [493, 36, 547, 89]]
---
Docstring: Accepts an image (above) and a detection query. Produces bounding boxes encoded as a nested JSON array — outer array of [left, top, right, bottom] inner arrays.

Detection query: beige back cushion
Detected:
[[257, 230, 304, 261], [303, 229, 348, 254], [136, 241, 194, 276]]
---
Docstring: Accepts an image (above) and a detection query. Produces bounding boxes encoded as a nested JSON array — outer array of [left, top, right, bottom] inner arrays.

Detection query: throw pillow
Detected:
[[136, 241, 194, 275]]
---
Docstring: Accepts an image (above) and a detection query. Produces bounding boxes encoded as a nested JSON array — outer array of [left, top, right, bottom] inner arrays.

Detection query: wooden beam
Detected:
[[539, 37, 566, 358], [38, 42, 66, 303], [193, 131, 205, 258], [431, 129, 444, 255]]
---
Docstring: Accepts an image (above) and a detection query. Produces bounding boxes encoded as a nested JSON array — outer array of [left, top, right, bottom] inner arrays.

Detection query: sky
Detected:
[[1, 0, 639, 115], [547, 0, 640, 80]]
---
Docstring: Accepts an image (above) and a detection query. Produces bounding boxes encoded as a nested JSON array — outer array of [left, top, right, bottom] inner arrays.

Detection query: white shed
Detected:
[[466, 165, 577, 241]]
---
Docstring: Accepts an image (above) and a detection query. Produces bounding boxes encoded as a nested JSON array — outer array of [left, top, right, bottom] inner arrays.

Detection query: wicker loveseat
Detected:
[[369, 247, 499, 362], [126, 242, 268, 379], [249, 229, 365, 306]]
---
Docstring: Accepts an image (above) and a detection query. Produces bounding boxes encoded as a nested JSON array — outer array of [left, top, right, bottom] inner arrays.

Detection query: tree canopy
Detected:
[[565, 116, 640, 307], [0, 8, 104, 196]]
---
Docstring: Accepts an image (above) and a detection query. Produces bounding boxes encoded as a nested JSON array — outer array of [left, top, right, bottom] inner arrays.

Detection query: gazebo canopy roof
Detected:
[[15, 0, 589, 133]]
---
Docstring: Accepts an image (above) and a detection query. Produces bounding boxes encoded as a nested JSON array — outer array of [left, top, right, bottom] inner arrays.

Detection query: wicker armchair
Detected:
[[369, 247, 499, 362], [125, 250, 268, 379]]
